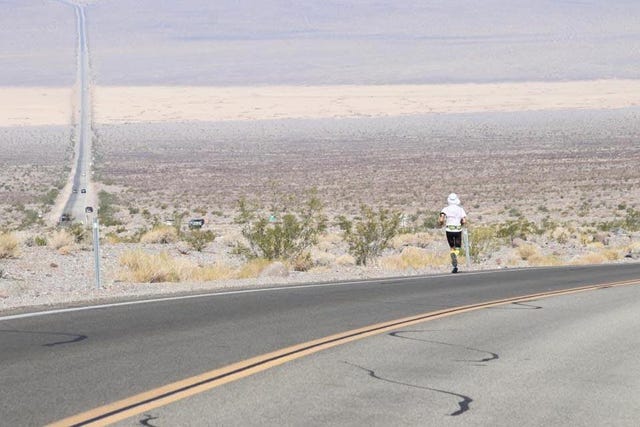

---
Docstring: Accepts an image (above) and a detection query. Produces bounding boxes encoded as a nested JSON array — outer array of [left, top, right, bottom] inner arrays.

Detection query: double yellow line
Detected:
[[50, 278, 639, 426]]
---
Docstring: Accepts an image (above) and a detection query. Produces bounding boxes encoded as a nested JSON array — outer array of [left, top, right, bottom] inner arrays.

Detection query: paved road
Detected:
[[58, 1, 94, 223], [149, 278, 640, 426], [1, 263, 639, 425]]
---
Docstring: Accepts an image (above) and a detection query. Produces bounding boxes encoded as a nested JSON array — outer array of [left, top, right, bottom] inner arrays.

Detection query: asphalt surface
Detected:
[[59, 1, 94, 223], [1, 263, 639, 425], [146, 278, 640, 426]]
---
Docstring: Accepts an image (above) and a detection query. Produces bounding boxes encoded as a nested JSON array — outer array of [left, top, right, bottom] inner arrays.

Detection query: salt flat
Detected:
[[2, 79, 640, 127]]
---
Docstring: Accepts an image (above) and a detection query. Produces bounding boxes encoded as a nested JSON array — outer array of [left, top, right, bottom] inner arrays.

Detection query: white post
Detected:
[[463, 228, 471, 268], [92, 217, 101, 289]]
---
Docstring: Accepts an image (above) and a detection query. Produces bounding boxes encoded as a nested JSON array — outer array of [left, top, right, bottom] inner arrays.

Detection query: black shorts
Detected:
[[446, 231, 462, 248]]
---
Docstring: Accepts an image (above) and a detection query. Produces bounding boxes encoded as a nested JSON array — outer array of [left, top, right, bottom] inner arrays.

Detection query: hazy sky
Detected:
[[1, 0, 639, 85]]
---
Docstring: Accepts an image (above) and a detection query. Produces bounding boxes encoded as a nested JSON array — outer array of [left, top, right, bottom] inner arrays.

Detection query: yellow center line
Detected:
[[48, 278, 639, 426]]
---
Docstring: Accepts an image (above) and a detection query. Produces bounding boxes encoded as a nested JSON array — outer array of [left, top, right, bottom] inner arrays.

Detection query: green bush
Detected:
[[338, 205, 401, 266], [496, 218, 538, 244], [185, 230, 216, 252], [40, 188, 59, 205], [68, 223, 89, 243], [19, 209, 42, 229], [421, 210, 442, 230], [624, 208, 640, 231], [235, 191, 327, 260], [468, 226, 499, 263], [98, 190, 122, 226]]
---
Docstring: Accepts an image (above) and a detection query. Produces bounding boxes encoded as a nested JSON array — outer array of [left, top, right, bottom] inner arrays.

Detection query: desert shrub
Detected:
[[468, 226, 499, 263], [68, 223, 89, 244], [40, 188, 59, 205], [337, 205, 401, 265], [420, 211, 443, 230], [49, 230, 74, 251], [20, 209, 42, 229], [98, 190, 122, 226], [496, 218, 538, 244], [35, 236, 47, 246], [624, 208, 640, 231], [140, 225, 178, 244], [235, 192, 327, 260], [291, 252, 313, 271], [184, 230, 216, 252], [0, 233, 20, 259]]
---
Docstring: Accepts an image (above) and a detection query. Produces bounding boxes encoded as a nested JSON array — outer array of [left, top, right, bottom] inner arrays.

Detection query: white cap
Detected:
[[447, 193, 460, 205]]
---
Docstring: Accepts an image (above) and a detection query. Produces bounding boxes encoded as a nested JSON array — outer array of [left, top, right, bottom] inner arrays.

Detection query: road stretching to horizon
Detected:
[[1, 263, 639, 425], [58, 0, 94, 224]]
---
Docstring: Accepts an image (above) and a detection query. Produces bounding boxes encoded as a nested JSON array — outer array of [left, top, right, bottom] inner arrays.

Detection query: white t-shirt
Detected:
[[441, 204, 467, 231]]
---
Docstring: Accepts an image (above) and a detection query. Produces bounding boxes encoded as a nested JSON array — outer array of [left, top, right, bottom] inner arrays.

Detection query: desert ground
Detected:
[[2, 0, 640, 312], [1, 81, 640, 312]]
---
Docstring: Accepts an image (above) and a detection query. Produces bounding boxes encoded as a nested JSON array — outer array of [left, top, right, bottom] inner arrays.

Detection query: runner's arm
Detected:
[[438, 212, 446, 227]]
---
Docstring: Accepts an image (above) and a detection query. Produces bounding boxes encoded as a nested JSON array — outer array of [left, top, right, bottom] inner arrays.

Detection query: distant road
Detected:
[[1, 264, 639, 425], [58, 1, 94, 223]]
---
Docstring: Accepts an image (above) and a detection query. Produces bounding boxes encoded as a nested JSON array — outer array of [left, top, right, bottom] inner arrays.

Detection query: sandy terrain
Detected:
[[2, 80, 640, 127], [0, 87, 73, 127], [92, 80, 640, 123]]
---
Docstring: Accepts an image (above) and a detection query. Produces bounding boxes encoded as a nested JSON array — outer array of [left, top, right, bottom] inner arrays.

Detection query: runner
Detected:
[[438, 193, 467, 273]]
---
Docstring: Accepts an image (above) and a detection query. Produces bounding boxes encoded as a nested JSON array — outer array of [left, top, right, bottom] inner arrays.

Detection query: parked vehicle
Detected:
[[188, 218, 205, 229], [81, 188, 86, 194], [85, 206, 93, 213]]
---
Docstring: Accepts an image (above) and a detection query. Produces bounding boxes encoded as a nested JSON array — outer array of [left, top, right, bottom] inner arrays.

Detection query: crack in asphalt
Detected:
[[139, 414, 159, 426], [343, 361, 473, 416], [511, 301, 543, 309], [389, 330, 499, 364], [1, 329, 87, 347]]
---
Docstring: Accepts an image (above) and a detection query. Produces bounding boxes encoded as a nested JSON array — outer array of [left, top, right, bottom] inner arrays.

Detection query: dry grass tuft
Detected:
[[236, 258, 271, 279], [187, 264, 236, 281], [310, 249, 336, 267], [335, 254, 356, 266], [379, 246, 447, 270], [602, 248, 621, 261], [527, 253, 562, 266], [517, 244, 539, 261], [140, 225, 178, 244], [119, 250, 179, 282], [571, 252, 607, 265], [0, 232, 20, 259], [49, 230, 74, 253], [316, 233, 342, 251], [118, 250, 234, 283]]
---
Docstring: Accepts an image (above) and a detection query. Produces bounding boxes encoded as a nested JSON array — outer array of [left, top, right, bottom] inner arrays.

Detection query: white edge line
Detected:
[[0, 269, 500, 322]]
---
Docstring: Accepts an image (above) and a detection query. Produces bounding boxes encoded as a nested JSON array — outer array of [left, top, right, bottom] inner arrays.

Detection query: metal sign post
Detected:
[[462, 228, 471, 269], [92, 217, 101, 289]]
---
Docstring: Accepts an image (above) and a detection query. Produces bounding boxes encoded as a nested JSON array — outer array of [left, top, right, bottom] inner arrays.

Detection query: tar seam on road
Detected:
[[47, 278, 639, 426]]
